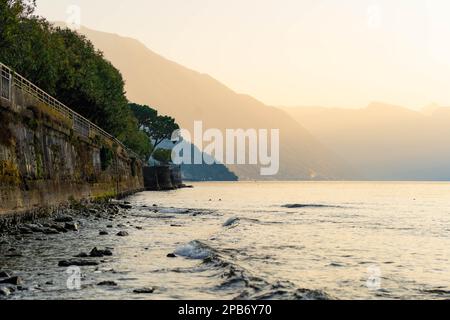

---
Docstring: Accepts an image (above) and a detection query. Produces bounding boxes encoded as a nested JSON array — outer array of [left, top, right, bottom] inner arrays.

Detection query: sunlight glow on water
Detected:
[[1, 182, 450, 300]]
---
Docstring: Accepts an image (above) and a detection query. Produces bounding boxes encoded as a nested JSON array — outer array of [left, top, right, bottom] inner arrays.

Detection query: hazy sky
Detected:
[[36, 0, 450, 109]]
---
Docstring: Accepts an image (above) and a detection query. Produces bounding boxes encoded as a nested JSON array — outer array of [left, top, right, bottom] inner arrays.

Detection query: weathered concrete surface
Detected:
[[0, 85, 144, 221], [143, 165, 183, 191]]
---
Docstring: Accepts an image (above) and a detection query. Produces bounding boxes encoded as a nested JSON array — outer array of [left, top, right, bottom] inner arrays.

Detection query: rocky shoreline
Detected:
[[0, 199, 154, 298]]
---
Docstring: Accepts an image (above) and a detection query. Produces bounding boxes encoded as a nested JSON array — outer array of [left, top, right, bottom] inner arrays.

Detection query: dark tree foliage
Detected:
[[129, 103, 179, 154], [152, 149, 172, 165], [0, 0, 152, 160]]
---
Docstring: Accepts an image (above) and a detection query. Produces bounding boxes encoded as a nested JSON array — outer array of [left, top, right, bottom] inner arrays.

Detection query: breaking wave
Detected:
[[282, 203, 343, 209], [174, 240, 332, 300], [174, 240, 215, 260], [223, 217, 240, 227]]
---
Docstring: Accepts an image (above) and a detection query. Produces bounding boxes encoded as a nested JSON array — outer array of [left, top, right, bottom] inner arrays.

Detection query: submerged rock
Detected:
[[0, 271, 11, 278], [97, 281, 118, 287], [74, 252, 89, 258], [167, 253, 177, 258], [58, 260, 99, 267], [99, 231, 109, 236], [116, 231, 129, 237], [4, 253, 23, 258], [133, 287, 154, 294], [223, 217, 240, 227]]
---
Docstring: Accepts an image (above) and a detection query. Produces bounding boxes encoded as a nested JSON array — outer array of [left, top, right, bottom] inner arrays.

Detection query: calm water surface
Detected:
[[1, 182, 450, 300]]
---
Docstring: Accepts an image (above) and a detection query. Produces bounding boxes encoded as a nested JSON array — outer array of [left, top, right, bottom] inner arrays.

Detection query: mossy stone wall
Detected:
[[0, 86, 144, 219]]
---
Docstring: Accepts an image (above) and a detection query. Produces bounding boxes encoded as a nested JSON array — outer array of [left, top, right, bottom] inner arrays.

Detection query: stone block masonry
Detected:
[[0, 63, 144, 223]]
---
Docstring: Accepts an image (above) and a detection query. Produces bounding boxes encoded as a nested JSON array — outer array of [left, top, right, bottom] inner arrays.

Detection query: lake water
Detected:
[[1, 182, 450, 300]]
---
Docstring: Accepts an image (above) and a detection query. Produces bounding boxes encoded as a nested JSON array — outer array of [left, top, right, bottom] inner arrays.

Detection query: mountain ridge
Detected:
[[67, 24, 354, 181]]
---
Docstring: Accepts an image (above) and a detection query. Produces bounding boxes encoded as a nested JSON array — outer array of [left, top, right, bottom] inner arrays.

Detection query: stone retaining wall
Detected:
[[0, 82, 144, 221]]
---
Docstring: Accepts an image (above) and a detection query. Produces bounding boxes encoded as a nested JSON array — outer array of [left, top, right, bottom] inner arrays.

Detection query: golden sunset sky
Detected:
[[36, 0, 450, 109]]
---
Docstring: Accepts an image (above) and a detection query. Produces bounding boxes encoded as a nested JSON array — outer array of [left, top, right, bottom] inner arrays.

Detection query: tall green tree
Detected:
[[0, 0, 152, 159], [129, 103, 180, 154]]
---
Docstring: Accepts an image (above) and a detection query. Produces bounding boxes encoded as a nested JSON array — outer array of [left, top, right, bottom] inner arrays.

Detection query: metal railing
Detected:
[[0, 62, 142, 160], [0, 64, 11, 101]]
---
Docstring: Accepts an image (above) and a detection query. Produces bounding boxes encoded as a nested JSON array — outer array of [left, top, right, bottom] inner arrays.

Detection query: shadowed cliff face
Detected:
[[282, 103, 450, 181], [69, 25, 353, 181]]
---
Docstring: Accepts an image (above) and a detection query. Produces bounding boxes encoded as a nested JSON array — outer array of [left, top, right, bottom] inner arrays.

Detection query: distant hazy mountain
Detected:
[[150, 140, 238, 182], [71, 25, 352, 181], [282, 103, 450, 181]]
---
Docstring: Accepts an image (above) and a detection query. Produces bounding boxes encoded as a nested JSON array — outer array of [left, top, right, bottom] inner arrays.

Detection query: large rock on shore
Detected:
[[0, 276, 22, 285]]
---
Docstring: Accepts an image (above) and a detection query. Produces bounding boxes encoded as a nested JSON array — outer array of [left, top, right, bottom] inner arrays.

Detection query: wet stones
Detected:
[[54, 216, 74, 223], [89, 247, 113, 258], [118, 203, 132, 210], [99, 231, 109, 236], [0, 272, 23, 297], [42, 228, 60, 235], [167, 253, 177, 258], [50, 224, 68, 233], [26, 224, 45, 233], [0, 276, 22, 286], [17, 222, 78, 235], [18, 226, 32, 235], [64, 222, 79, 232], [116, 231, 129, 237]]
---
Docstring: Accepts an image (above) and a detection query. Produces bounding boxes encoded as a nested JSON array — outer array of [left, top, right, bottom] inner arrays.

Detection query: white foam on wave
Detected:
[[174, 241, 213, 260]]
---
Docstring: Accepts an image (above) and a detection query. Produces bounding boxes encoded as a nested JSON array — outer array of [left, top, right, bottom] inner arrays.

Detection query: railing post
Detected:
[[0, 67, 2, 99], [9, 71, 12, 102]]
